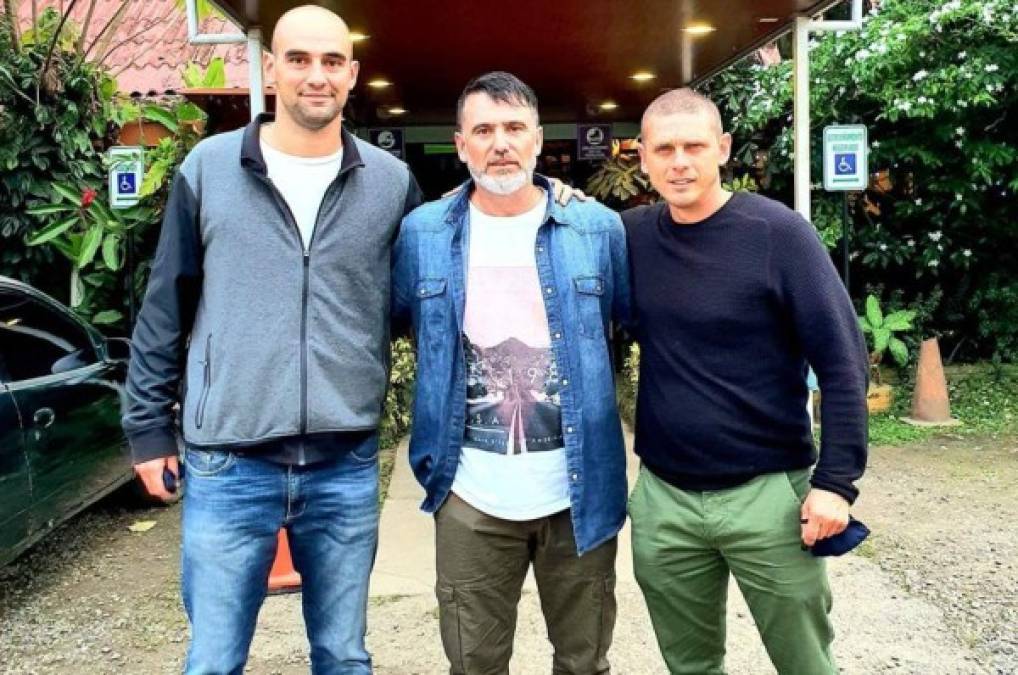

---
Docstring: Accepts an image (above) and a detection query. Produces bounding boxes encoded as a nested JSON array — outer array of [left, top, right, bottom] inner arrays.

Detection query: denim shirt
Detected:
[[392, 175, 631, 555]]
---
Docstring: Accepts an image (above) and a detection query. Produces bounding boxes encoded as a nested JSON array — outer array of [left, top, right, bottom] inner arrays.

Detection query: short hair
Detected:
[[641, 88, 723, 136], [456, 71, 539, 129]]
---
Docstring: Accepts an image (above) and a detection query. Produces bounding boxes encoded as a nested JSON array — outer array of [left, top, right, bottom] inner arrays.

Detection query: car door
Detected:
[[0, 286, 130, 538], [0, 382, 31, 565]]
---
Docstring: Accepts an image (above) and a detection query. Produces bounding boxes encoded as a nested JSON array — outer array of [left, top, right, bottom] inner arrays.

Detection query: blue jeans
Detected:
[[180, 444, 379, 674]]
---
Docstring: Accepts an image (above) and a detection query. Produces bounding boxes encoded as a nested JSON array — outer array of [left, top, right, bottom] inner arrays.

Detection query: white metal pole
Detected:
[[247, 28, 265, 119], [793, 16, 811, 221]]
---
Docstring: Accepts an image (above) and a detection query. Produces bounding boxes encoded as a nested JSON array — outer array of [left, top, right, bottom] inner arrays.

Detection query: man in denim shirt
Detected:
[[392, 72, 630, 674]]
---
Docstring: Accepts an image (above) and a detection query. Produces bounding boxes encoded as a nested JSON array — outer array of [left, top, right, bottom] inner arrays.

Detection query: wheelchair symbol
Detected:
[[117, 172, 137, 194], [834, 153, 856, 176]]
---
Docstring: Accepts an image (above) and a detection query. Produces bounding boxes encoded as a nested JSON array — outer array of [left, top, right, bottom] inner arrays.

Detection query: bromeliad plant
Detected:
[[858, 294, 916, 385]]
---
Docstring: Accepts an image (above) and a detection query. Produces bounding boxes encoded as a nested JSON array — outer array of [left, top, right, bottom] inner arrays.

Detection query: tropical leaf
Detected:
[[27, 216, 78, 246], [77, 225, 104, 269], [102, 234, 121, 271], [25, 203, 73, 216], [92, 310, 123, 325], [865, 294, 883, 329], [203, 57, 226, 87], [887, 337, 908, 366], [52, 182, 82, 204], [873, 327, 891, 355], [142, 104, 179, 134], [883, 310, 916, 331]]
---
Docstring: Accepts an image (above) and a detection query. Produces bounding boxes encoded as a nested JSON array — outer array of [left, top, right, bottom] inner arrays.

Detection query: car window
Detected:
[[0, 289, 97, 382]]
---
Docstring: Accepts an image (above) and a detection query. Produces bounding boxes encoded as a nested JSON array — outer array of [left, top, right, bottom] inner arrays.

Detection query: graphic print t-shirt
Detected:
[[451, 193, 570, 521]]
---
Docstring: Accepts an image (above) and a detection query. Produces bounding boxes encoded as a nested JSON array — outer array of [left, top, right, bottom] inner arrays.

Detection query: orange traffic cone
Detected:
[[903, 338, 960, 427], [268, 529, 302, 594]]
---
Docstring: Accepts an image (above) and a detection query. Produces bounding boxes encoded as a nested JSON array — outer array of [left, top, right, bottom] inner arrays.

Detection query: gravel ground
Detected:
[[0, 433, 1014, 674]]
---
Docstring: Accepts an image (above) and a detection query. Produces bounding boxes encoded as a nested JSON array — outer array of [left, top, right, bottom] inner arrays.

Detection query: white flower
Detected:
[[963, 249, 972, 257], [879, 243, 888, 251], [958, 51, 967, 59], [928, 259, 940, 267], [915, 198, 923, 206], [913, 70, 929, 81], [955, 141, 964, 149], [898, 100, 912, 112], [955, 127, 965, 136], [929, 230, 942, 241], [855, 48, 871, 60], [937, 244, 944, 251], [872, 140, 881, 148], [985, 64, 1000, 73], [955, 193, 963, 201], [917, 96, 929, 104], [907, 239, 916, 247]]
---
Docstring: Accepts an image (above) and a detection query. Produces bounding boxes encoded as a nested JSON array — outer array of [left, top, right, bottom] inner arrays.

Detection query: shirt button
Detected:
[[554, 332, 562, 340], [562, 378, 569, 386], [566, 426, 574, 434], [418, 289, 426, 296], [545, 287, 553, 294], [571, 472, 579, 482], [537, 246, 545, 253]]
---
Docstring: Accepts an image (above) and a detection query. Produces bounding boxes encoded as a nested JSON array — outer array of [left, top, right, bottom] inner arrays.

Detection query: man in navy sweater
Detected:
[[624, 88, 868, 674]]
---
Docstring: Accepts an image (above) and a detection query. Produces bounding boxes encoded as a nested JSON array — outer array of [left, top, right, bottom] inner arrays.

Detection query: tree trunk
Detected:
[[2, 0, 20, 51]]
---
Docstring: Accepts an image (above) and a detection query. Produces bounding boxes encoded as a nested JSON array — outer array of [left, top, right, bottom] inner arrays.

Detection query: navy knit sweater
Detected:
[[622, 193, 868, 503]]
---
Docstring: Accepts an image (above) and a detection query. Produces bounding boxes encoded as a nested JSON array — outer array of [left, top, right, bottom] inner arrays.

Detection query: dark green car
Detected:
[[0, 276, 134, 567]]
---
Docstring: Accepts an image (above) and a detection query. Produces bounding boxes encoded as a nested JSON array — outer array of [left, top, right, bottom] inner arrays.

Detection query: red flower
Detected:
[[80, 188, 97, 208]]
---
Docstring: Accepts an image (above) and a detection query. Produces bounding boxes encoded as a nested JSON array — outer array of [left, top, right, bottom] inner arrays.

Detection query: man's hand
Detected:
[[548, 177, 588, 205], [135, 456, 179, 502], [800, 488, 849, 547]]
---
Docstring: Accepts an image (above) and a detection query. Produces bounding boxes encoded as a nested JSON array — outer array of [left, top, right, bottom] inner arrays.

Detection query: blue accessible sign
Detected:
[[822, 125, 868, 191]]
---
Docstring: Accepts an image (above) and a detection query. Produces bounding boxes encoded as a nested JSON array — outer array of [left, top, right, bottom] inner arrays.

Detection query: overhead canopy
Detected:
[[212, 0, 841, 125]]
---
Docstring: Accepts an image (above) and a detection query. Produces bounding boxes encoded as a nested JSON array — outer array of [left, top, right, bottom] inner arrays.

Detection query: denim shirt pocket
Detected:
[[573, 275, 606, 338], [416, 277, 449, 339]]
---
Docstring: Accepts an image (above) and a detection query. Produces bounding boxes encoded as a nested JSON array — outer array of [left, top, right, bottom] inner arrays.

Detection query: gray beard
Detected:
[[468, 157, 535, 196]]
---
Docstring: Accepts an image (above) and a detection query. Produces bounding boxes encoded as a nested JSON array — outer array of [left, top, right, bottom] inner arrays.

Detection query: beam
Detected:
[[185, 0, 263, 120]]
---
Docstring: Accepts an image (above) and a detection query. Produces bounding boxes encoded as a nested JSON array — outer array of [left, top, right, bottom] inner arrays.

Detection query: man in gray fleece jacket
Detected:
[[122, 7, 420, 673]]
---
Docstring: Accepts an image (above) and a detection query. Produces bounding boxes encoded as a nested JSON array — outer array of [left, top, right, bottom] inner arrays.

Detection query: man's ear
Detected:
[[349, 59, 360, 89], [262, 51, 274, 84], [718, 132, 733, 165], [637, 142, 647, 174], [454, 130, 467, 164], [535, 126, 544, 156]]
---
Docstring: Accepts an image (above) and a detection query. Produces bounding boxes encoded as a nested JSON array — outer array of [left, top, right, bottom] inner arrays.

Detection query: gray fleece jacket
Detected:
[[123, 114, 421, 464]]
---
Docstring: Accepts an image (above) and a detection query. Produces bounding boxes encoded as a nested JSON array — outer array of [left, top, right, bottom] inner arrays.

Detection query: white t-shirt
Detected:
[[260, 140, 343, 250], [451, 192, 570, 521]]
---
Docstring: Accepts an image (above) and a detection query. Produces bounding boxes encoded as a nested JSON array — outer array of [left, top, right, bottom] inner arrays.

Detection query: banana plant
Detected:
[[858, 294, 916, 385]]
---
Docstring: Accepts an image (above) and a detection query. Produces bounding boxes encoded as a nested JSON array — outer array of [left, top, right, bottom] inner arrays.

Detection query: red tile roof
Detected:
[[18, 1, 252, 94]]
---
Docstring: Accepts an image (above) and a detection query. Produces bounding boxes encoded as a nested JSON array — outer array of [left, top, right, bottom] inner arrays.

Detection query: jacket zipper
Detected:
[[195, 333, 212, 429], [252, 169, 343, 456]]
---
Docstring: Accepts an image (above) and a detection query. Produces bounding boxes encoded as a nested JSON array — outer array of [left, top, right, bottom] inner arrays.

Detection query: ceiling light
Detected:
[[682, 24, 716, 34], [387, 106, 407, 115], [758, 17, 780, 23], [599, 101, 618, 111], [350, 32, 369, 42], [630, 71, 656, 81], [367, 79, 392, 89]]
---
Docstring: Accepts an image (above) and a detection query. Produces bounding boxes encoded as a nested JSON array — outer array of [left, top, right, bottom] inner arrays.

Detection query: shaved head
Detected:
[[641, 88, 724, 137], [271, 5, 352, 55]]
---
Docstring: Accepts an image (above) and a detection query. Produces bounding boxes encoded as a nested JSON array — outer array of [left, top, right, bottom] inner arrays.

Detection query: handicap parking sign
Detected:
[[823, 126, 868, 191], [834, 153, 856, 176], [117, 172, 136, 194]]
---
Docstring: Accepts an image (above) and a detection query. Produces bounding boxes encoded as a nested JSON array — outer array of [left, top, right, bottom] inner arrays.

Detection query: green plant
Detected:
[[585, 154, 655, 208], [181, 56, 226, 89], [379, 337, 416, 450], [858, 295, 916, 384], [701, 0, 1018, 362]]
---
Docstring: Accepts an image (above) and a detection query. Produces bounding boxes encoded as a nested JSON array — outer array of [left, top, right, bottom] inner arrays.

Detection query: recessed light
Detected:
[[387, 106, 407, 115], [758, 17, 780, 23], [368, 79, 392, 89], [630, 71, 656, 81], [599, 101, 619, 111], [682, 24, 716, 34], [350, 32, 369, 42]]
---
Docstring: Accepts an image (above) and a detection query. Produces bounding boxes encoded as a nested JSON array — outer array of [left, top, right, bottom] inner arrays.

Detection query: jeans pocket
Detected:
[[349, 442, 379, 464], [184, 448, 236, 477]]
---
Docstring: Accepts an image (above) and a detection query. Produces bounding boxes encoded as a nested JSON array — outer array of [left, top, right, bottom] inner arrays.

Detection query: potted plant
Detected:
[[858, 294, 915, 413], [585, 143, 657, 209]]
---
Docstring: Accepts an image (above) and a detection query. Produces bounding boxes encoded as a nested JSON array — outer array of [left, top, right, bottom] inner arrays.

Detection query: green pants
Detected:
[[435, 493, 617, 675], [630, 467, 836, 675]]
